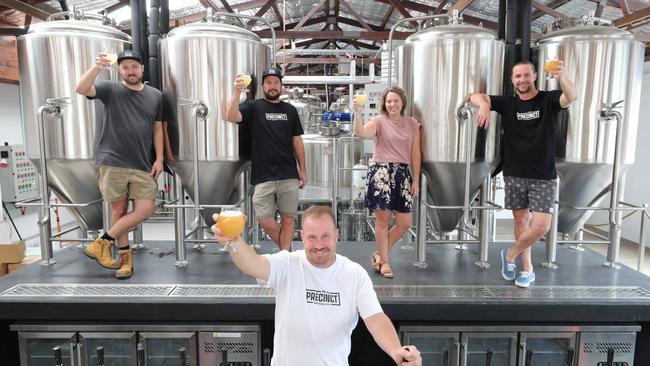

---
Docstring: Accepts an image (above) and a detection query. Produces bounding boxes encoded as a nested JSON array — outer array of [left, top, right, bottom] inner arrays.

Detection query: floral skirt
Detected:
[[364, 162, 413, 213]]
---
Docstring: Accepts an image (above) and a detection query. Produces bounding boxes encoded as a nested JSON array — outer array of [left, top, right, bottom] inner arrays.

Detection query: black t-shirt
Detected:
[[240, 99, 303, 185], [490, 90, 566, 180]]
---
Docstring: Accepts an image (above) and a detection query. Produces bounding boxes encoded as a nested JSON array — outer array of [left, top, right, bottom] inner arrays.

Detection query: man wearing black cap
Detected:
[[226, 67, 307, 251], [75, 50, 164, 279]]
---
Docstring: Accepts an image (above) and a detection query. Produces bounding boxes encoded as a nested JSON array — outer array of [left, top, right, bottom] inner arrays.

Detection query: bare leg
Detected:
[[259, 217, 281, 247], [507, 210, 551, 273], [107, 199, 155, 249], [110, 199, 129, 247], [387, 212, 413, 251], [278, 215, 295, 251], [375, 210, 391, 264]]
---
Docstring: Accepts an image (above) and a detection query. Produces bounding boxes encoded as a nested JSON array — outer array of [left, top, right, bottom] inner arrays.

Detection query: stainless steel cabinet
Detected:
[[462, 332, 517, 366], [17, 332, 76, 366], [519, 332, 576, 366], [401, 331, 459, 366], [139, 332, 197, 366]]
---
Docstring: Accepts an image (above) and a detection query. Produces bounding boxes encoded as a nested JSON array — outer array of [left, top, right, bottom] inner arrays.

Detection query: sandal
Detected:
[[380, 262, 394, 279], [371, 251, 381, 272]]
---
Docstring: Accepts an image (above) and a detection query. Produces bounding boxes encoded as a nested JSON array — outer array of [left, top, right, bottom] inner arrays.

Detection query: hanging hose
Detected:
[[2, 201, 22, 241]]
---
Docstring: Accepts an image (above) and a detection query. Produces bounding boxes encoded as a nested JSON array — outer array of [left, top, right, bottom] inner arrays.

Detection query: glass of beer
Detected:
[[216, 207, 246, 252], [544, 59, 561, 80], [239, 72, 252, 93], [104, 48, 118, 67], [354, 91, 368, 106]]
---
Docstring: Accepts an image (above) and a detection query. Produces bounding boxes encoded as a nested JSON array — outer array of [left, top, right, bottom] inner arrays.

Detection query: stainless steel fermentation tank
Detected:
[[395, 15, 504, 233], [17, 16, 131, 230], [161, 18, 270, 226], [534, 16, 644, 234]]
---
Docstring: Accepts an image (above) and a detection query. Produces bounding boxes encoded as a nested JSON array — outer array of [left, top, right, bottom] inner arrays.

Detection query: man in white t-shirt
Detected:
[[211, 205, 421, 366]]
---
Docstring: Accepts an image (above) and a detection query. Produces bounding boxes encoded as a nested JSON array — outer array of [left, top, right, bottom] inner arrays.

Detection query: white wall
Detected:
[[0, 83, 23, 145], [587, 62, 650, 245]]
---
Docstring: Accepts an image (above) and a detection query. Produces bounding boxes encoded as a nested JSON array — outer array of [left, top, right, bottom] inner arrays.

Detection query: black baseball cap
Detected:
[[117, 50, 143, 65], [261, 67, 283, 82]]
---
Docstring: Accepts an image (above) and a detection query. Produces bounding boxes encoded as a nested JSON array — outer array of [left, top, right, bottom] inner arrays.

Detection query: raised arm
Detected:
[[465, 93, 492, 128], [352, 101, 378, 139], [211, 213, 270, 281], [364, 312, 422, 365], [551, 61, 578, 108], [75, 52, 110, 97], [225, 74, 247, 123]]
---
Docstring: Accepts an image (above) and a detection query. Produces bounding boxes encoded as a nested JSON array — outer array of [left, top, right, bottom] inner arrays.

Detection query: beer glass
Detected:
[[239, 72, 252, 93], [544, 59, 561, 80], [216, 207, 246, 252], [354, 91, 368, 105], [104, 48, 117, 67]]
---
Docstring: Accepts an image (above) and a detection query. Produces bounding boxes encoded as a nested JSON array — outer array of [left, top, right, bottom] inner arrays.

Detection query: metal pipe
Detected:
[[332, 136, 338, 222], [16, 198, 103, 207], [542, 179, 560, 269], [130, 0, 145, 77], [476, 175, 491, 269], [518, 0, 531, 62], [600, 103, 624, 269], [174, 172, 188, 267], [50, 225, 81, 239], [36, 98, 70, 265], [239, 168, 249, 243], [159, 0, 169, 34], [457, 103, 474, 231], [557, 240, 611, 245], [638, 204, 647, 272], [133, 222, 144, 249], [415, 173, 428, 268], [148, 0, 161, 88], [388, 14, 450, 86]]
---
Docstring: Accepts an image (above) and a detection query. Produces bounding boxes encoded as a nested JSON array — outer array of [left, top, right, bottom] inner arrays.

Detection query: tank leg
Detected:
[[568, 229, 585, 251], [475, 176, 491, 269], [414, 174, 428, 269], [542, 179, 560, 269], [173, 173, 189, 268]]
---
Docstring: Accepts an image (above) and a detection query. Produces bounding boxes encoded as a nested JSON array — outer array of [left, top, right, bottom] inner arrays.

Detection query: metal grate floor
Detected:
[[2, 284, 650, 299]]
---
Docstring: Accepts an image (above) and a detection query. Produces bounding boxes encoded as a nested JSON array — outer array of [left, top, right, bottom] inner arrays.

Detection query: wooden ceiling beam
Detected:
[[106, 0, 129, 13], [247, 0, 278, 28], [595, 0, 608, 17], [619, 0, 630, 16], [293, 0, 327, 31], [447, 0, 475, 14], [387, 0, 417, 27], [338, 0, 373, 31], [272, 3, 283, 28], [614, 5, 650, 27], [532, 0, 569, 20], [255, 30, 411, 40], [338, 16, 383, 31], [434, 0, 449, 14], [0, 0, 51, 20], [380, 6, 394, 29], [531, 0, 567, 19]]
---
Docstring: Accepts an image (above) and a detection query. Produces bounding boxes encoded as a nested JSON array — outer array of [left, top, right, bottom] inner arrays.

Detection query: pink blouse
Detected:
[[371, 114, 420, 165]]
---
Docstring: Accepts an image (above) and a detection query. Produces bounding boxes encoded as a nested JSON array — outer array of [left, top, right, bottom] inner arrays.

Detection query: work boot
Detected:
[[84, 237, 120, 269], [115, 249, 133, 279]]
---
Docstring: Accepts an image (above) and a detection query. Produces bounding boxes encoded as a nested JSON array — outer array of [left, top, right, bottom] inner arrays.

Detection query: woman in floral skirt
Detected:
[[353, 86, 421, 278]]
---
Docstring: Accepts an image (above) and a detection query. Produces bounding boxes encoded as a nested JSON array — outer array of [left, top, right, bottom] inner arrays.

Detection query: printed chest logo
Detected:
[[517, 110, 540, 120], [266, 113, 288, 121], [306, 289, 341, 306]]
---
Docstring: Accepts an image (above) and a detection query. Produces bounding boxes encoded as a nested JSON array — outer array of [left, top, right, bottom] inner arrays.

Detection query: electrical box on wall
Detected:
[[0, 144, 39, 203]]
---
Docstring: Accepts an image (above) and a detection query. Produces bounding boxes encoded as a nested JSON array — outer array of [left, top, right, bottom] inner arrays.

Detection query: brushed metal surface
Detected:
[[17, 19, 131, 230]]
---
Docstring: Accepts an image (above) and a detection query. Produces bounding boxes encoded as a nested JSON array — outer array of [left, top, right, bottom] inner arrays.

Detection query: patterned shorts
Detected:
[[364, 162, 413, 213], [504, 176, 557, 214]]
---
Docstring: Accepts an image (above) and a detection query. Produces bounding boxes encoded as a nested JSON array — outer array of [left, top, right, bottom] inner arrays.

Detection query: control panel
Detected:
[[362, 82, 388, 121], [0, 144, 39, 202]]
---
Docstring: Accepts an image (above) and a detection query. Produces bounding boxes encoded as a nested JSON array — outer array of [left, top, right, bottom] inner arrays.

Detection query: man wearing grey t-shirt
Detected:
[[75, 50, 163, 279]]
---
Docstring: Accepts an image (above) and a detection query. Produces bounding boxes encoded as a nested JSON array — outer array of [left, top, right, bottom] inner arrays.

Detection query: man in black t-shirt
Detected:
[[467, 60, 577, 288], [225, 67, 307, 251]]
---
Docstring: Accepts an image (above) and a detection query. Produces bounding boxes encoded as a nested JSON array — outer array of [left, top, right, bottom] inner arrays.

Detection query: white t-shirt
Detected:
[[261, 250, 383, 366]]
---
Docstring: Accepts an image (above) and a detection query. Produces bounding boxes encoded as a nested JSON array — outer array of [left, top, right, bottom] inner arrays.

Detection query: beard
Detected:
[[123, 74, 143, 86], [264, 89, 280, 101]]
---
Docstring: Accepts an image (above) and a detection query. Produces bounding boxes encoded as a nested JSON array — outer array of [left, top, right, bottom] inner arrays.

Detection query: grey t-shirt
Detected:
[[90, 81, 163, 172]]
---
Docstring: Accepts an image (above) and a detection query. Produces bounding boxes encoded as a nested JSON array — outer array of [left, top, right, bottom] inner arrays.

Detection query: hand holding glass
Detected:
[[239, 73, 252, 93], [216, 208, 246, 252], [354, 92, 368, 105], [104, 49, 117, 68], [544, 59, 561, 80]]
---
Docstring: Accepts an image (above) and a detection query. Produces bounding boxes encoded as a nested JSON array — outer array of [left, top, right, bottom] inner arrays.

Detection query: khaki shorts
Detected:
[[252, 179, 299, 220], [98, 165, 157, 202]]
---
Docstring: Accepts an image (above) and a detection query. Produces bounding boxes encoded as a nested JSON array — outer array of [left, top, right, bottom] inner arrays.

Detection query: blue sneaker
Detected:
[[515, 271, 536, 288], [500, 249, 516, 281]]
